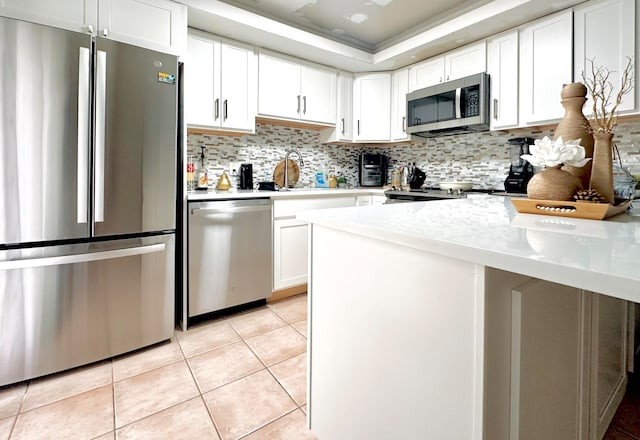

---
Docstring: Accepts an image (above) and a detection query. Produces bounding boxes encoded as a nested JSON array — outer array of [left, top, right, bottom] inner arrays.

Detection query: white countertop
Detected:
[[297, 195, 640, 303], [186, 187, 385, 201]]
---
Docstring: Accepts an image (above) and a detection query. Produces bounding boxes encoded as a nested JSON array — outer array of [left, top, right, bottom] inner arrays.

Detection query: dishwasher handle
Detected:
[[191, 204, 271, 216]]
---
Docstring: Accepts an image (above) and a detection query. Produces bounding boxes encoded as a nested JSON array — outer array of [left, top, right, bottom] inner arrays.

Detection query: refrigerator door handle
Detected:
[[77, 47, 90, 224], [95, 49, 107, 223], [0, 243, 165, 270]]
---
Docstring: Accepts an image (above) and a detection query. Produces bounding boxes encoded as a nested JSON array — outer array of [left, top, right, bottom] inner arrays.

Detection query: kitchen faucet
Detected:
[[281, 148, 304, 191]]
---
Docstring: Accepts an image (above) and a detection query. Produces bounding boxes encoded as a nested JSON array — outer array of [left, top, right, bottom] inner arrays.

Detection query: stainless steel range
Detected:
[[384, 188, 471, 203]]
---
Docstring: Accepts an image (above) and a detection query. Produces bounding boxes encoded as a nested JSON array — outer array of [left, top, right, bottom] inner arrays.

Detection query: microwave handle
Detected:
[[455, 87, 462, 119]]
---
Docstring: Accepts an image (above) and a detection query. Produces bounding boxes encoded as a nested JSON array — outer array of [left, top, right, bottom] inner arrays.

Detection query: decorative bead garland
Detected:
[[535, 205, 577, 213]]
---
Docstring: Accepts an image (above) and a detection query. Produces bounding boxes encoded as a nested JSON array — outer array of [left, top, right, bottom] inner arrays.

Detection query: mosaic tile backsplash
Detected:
[[187, 120, 640, 190]]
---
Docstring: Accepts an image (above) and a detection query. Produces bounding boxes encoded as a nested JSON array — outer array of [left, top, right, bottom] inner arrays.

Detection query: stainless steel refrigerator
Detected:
[[0, 16, 177, 386]]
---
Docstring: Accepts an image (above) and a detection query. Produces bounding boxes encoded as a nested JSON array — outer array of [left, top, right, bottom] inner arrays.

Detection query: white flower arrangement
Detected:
[[520, 136, 591, 168]]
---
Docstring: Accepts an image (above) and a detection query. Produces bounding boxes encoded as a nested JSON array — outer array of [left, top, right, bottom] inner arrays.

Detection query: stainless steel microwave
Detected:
[[406, 72, 490, 138]]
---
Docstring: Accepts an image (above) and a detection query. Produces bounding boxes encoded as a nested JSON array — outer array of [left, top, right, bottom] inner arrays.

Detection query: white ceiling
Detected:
[[180, 0, 586, 72]]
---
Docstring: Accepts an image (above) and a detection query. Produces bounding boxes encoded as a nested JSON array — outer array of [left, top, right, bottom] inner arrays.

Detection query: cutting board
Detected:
[[273, 159, 299, 188]]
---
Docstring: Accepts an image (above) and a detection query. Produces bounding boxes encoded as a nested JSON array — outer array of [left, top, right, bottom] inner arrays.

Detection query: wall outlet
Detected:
[[228, 161, 242, 176]]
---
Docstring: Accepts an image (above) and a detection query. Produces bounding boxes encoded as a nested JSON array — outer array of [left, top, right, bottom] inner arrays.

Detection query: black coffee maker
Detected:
[[504, 137, 535, 193], [239, 163, 253, 190]]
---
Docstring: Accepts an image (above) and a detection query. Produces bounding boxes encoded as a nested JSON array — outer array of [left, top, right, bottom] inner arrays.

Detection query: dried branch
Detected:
[[582, 57, 634, 133]]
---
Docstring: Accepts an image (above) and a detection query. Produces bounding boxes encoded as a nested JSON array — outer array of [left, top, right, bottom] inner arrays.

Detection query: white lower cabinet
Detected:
[[273, 218, 309, 290], [272, 195, 357, 291], [485, 270, 629, 440]]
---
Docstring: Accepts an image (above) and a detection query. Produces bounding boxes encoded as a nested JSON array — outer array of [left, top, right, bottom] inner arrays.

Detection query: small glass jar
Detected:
[[613, 164, 637, 200]]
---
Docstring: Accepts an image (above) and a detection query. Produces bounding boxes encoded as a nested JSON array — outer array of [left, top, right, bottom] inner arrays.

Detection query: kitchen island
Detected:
[[298, 196, 640, 440]]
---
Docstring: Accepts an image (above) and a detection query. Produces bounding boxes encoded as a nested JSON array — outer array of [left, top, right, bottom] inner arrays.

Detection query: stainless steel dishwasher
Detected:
[[188, 198, 272, 320]]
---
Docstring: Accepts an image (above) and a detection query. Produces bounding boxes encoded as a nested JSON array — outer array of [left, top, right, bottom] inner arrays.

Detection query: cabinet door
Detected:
[[391, 68, 409, 141], [220, 41, 256, 132], [337, 71, 353, 140], [444, 41, 487, 82], [99, 0, 187, 55], [258, 52, 301, 120], [0, 0, 97, 33], [574, 0, 635, 114], [353, 73, 391, 142], [408, 56, 445, 91], [300, 63, 337, 124], [487, 30, 519, 129], [273, 218, 309, 290], [590, 294, 628, 440], [510, 279, 589, 440], [519, 10, 573, 125], [186, 33, 216, 127]]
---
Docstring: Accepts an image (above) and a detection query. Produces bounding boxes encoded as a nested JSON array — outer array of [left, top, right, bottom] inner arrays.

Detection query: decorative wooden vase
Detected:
[[554, 83, 594, 189], [590, 132, 615, 204], [527, 165, 582, 201]]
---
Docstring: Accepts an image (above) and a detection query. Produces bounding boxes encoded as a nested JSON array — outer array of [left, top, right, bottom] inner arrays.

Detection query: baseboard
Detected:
[[268, 284, 307, 302]]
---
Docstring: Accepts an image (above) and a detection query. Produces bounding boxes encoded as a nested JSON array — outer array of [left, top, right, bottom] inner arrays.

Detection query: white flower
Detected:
[[520, 136, 592, 168]]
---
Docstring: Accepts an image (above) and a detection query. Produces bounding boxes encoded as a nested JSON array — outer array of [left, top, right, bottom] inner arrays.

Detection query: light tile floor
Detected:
[[0, 294, 316, 440]]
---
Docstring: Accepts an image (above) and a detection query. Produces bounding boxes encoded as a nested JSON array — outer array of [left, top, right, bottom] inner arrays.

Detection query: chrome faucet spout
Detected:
[[281, 148, 303, 191]]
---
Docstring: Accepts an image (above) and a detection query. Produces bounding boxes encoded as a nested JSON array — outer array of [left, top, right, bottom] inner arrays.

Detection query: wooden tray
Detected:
[[273, 159, 299, 188], [511, 198, 632, 220]]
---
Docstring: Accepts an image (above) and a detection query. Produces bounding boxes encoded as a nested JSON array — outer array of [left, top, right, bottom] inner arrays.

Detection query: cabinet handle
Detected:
[[446, 75, 449, 81], [102, 28, 109, 37], [493, 98, 498, 120], [440, 77, 443, 83], [223, 99, 228, 120], [402, 116, 406, 132], [303, 96, 307, 114], [341, 118, 345, 135], [214, 98, 219, 120], [297, 95, 301, 114], [357, 120, 360, 136], [85, 24, 94, 34]]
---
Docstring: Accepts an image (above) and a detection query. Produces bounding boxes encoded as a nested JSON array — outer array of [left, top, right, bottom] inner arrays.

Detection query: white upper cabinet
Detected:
[[408, 56, 445, 92], [408, 41, 486, 92], [574, 0, 636, 114], [391, 68, 410, 141], [320, 70, 353, 143], [519, 10, 573, 126], [0, 0, 97, 33], [98, 0, 186, 55], [353, 72, 391, 142], [0, 0, 187, 55], [186, 30, 257, 133], [258, 51, 337, 125], [487, 30, 519, 130]]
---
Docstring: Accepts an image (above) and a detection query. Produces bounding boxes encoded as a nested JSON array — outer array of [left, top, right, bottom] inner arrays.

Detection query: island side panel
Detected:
[[307, 224, 485, 440]]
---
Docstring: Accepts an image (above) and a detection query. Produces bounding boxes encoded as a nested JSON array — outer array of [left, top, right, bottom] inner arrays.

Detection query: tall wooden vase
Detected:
[[554, 83, 594, 189], [590, 132, 615, 204]]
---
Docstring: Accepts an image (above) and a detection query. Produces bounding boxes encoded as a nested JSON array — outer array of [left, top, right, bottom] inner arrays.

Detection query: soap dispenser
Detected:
[[195, 146, 208, 191]]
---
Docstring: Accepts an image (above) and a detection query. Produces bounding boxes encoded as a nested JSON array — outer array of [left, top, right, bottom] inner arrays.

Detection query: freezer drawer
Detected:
[[188, 199, 271, 318], [0, 235, 174, 386]]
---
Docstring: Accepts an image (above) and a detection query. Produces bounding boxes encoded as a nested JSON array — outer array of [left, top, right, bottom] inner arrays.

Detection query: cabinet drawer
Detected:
[[274, 195, 356, 218]]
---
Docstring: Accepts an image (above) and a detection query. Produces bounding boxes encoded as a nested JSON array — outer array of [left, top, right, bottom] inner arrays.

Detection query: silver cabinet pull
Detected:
[[296, 95, 301, 114], [0, 244, 165, 270], [102, 28, 109, 37], [192, 205, 270, 216], [357, 120, 360, 136], [214, 98, 219, 120], [341, 118, 345, 135], [77, 47, 90, 225], [223, 99, 228, 120], [493, 98, 498, 120], [303, 96, 307, 114], [95, 50, 107, 223], [402, 116, 406, 132]]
